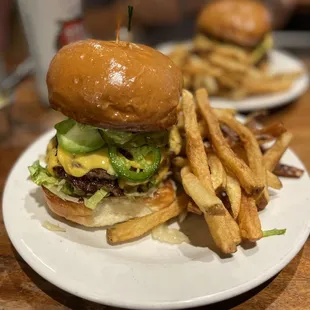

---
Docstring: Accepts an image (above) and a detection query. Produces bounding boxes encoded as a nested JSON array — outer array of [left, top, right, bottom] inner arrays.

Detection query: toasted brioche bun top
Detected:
[[47, 40, 183, 131], [197, 0, 271, 48]]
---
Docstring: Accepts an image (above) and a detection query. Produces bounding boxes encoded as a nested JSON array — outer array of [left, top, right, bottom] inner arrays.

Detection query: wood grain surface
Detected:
[[0, 72, 309, 309]]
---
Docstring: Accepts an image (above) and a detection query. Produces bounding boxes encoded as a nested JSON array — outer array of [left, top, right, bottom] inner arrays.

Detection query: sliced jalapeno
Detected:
[[108, 145, 161, 182]]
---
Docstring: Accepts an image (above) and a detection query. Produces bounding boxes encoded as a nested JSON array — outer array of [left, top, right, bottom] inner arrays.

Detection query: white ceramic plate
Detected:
[[157, 41, 309, 112], [3, 129, 310, 309]]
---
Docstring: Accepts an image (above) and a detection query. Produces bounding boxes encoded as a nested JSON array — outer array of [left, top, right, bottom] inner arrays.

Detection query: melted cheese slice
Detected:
[[45, 138, 168, 183], [57, 146, 116, 177], [46, 137, 116, 178], [46, 138, 59, 175]]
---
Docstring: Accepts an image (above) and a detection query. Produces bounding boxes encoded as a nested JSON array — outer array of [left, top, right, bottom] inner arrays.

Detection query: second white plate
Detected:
[[157, 42, 309, 112]]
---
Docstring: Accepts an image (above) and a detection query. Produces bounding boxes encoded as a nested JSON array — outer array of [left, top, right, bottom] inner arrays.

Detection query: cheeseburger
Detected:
[[29, 39, 183, 227], [197, 0, 273, 66]]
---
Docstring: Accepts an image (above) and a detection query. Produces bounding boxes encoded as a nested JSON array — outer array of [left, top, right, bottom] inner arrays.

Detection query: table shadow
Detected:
[[196, 246, 304, 310], [10, 245, 119, 309], [11, 243, 303, 310]]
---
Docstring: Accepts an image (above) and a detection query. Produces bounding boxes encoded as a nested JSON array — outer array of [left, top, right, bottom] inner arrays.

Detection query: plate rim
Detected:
[[3, 129, 310, 309]]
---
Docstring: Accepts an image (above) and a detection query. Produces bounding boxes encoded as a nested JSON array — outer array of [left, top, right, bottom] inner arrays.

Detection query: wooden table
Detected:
[[0, 73, 309, 309]]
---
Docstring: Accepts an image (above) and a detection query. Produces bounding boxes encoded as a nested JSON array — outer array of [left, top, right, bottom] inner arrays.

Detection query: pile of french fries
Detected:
[[169, 35, 302, 100], [171, 88, 303, 253], [107, 88, 304, 254]]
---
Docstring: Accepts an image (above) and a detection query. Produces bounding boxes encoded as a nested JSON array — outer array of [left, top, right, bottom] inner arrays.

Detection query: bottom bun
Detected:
[[42, 181, 176, 227]]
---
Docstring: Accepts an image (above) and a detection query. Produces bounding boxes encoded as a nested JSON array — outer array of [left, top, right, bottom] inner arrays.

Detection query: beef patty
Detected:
[[53, 166, 123, 196]]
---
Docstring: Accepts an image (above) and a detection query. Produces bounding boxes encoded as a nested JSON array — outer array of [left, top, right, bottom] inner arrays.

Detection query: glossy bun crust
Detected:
[[47, 40, 183, 131], [197, 0, 271, 48], [42, 181, 175, 227]]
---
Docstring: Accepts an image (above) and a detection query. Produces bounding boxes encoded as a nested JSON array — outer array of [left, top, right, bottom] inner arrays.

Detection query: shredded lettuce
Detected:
[[101, 129, 168, 148], [60, 182, 76, 196], [28, 160, 78, 196], [150, 132, 169, 146], [29, 160, 109, 210], [100, 129, 133, 145], [28, 160, 59, 187], [250, 34, 273, 64], [46, 186, 80, 203], [42, 220, 66, 232], [84, 188, 109, 210], [129, 132, 168, 148], [123, 184, 158, 197], [263, 228, 286, 237]]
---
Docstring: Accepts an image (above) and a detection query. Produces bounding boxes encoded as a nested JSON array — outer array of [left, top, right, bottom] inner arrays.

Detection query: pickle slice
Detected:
[[55, 119, 105, 154]]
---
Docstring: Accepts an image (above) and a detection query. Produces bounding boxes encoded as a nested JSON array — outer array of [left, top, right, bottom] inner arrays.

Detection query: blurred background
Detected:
[[1, 1, 310, 308], [0, 0, 310, 147]]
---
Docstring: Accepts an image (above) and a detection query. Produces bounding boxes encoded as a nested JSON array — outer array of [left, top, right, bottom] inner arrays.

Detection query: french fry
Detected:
[[273, 163, 304, 178], [209, 53, 248, 73], [217, 74, 239, 89], [255, 134, 276, 145], [214, 110, 267, 205], [187, 199, 202, 215], [193, 34, 215, 51], [168, 45, 188, 67], [244, 79, 293, 94], [203, 76, 219, 95], [208, 152, 226, 192], [263, 132, 293, 171], [183, 74, 192, 89], [107, 195, 188, 244], [181, 167, 224, 215], [213, 108, 237, 116], [238, 193, 263, 242], [215, 110, 264, 185], [267, 170, 283, 190], [257, 170, 269, 210], [253, 122, 287, 137], [198, 120, 209, 139], [196, 88, 262, 196], [221, 123, 239, 144], [269, 71, 302, 81], [226, 175, 241, 219], [172, 156, 188, 168], [204, 210, 241, 254], [224, 213, 241, 246], [225, 88, 248, 100], [181, 167, 240, 253], [183, 56, 222, 76], [258, 61, 269, 73], [244, 111, 268, 129], [246, 67, 264, 80], [192, 75, 219, 95], [182, 90, 214, 193], [192, 75, 205, 92], [214, 45, 249, 64]]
